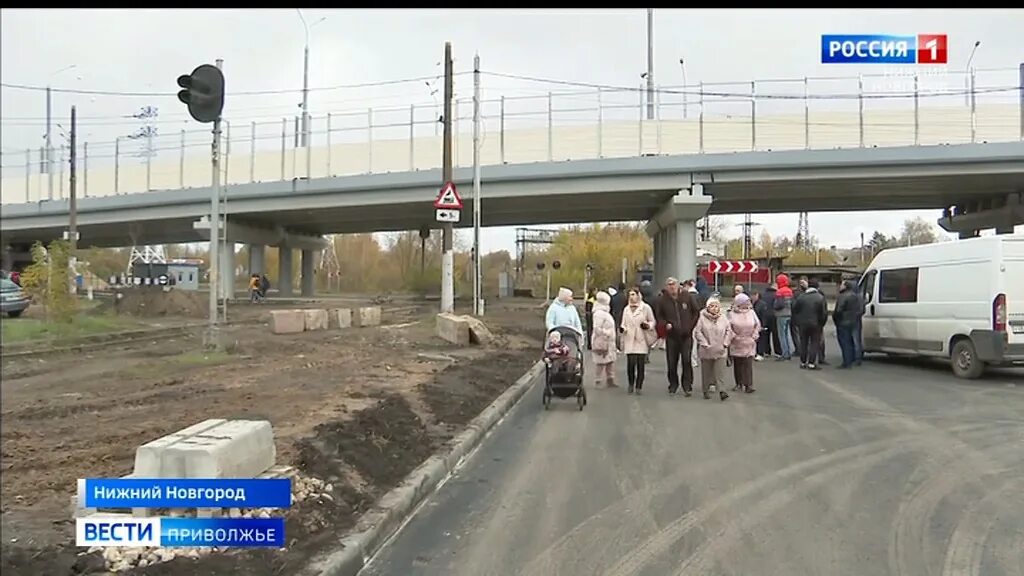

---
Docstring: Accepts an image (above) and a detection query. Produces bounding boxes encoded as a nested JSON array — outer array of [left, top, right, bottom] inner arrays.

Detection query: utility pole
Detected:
[[69, 105, 78, 293], [646, 8, 655, 120], [441, 42, 455, 314], [472, 53, 483, 316]]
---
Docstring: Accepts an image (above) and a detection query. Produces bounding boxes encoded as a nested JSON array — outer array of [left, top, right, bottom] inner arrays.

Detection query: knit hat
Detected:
[[734, 293, 751, 307]]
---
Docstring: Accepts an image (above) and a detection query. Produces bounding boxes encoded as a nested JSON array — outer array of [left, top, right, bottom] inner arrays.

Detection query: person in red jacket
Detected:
[[772, 274, 795, 360]]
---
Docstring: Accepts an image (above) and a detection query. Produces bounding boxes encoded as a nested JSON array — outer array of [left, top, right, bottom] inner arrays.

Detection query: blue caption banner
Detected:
[[160, 517, 285, 548], [83, 478, 291, 508]]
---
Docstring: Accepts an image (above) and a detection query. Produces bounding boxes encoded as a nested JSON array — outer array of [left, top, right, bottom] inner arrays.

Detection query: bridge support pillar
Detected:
[[279, 247, 294, 298], [300, 249, 315, 297], [1, 245, 12, 272], [645, 185, 712, 287], [248, 244, 265, 275], [219, 241, 236, 300]]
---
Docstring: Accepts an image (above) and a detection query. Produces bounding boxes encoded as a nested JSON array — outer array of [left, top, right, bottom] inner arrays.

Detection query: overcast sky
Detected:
[[3, 9, 1022, 253]]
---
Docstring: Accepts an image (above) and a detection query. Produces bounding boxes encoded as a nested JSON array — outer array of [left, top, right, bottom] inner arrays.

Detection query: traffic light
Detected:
[[176, 64, 224, 124]]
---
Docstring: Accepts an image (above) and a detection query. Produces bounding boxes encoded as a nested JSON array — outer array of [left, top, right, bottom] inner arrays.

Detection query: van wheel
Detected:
[[951, 340, 985, 380]]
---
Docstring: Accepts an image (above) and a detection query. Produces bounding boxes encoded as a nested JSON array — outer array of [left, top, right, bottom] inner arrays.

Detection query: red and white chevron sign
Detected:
[[707, 260, 759, 274]]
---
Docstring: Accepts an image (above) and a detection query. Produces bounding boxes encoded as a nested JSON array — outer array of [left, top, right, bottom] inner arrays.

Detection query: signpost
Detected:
[[707, 260, 759, 293], [434, 182, 463, 224], [707, 260, 759, 274]]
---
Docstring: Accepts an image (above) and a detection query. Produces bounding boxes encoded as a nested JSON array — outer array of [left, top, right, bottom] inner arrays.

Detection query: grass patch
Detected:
[[118, 349, 234, 380], [1, 313, 145, 345]]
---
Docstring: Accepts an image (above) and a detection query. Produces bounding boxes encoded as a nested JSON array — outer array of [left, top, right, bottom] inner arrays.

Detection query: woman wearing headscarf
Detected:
[[728, 293, 760, 393], [693, 296, 734, 401], [620, 286, 656, 395], [545, 287, 583, 334], [590, 291, 619, 388]]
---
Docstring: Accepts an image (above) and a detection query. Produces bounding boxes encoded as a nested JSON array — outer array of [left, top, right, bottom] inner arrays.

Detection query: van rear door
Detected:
[[1001, 236, 1024, 344]]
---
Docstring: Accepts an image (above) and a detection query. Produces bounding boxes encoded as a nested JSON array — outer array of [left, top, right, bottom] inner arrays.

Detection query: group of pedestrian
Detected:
[[753, 274, 866, 370], [248, 273, 270, 303], [545, 271, 867, 404]]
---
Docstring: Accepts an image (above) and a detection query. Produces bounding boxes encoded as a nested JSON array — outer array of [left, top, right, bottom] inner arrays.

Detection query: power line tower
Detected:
[[515, 227, 556, 285], [318, 235, 341, 292], [738, 214, 760, 260], [795, 212, 810, 250], [126, 245, 167, 276]]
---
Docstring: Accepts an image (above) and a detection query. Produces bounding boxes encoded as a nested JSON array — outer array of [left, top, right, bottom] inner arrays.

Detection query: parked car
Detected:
[[0, 269, 19, 285], [1, 277, 30, 318], [857, 233, 1023, 379]]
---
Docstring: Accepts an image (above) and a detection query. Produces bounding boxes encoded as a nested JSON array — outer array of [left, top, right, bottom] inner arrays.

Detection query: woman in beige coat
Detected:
[[620, 287, 656, 394]]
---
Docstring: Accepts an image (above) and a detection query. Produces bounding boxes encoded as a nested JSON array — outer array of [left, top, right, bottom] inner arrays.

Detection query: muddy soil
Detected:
[[1, 299, 544, 575]]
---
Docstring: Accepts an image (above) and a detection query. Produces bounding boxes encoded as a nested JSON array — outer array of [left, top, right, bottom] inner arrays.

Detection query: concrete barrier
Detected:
[[435, 313, 470, 345], [303, 309, 329, 331], [464, 316, 494, 345], [330, 308, 353, 329], [270, 310, 305, 334], [354, 306, 381, 327], [133, 419, 276, 479]]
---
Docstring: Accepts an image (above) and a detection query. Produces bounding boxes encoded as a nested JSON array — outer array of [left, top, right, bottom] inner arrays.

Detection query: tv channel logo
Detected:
[[822, 34, 947, 64]]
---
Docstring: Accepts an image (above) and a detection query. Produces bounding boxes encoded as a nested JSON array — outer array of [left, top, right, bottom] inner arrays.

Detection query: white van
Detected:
[[857, 233, 1024, 379]]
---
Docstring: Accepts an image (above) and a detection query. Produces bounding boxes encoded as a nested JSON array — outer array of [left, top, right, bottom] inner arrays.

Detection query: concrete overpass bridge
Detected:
[[2, 71, 1022, 295]]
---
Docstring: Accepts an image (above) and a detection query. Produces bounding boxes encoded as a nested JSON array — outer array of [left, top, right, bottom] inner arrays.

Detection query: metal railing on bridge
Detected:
[[1, 67, 1021, 205]]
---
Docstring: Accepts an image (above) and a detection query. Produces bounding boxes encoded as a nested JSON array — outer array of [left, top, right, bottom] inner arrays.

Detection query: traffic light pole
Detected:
[[472, 53, 482, 316], [207, 116, 222, 349], [441, 42, 454, 315]]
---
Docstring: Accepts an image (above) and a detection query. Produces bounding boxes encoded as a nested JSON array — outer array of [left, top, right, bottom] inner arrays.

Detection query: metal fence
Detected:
[[1, 67, 1020, 205]]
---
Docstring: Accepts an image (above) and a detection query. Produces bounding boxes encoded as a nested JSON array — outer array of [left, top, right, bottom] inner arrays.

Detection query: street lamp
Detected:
[[46, 64, 79, 200], [296, 9, 327, 148], [678, 57, 688, 120], [965, 40, 980, 106]]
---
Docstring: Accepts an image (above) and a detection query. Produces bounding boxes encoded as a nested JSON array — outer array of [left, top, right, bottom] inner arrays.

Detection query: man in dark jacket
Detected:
[[753, 291, 771, 360], [792, 279, 828, 369], [761, 283, 781, 357], [833, 279, 862, 368], [610, 282, 628, 350], [654, 277, 700, 396]]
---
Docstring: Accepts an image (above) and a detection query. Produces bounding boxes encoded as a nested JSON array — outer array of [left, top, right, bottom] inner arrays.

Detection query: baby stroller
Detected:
[[543, 326, 587, 411]]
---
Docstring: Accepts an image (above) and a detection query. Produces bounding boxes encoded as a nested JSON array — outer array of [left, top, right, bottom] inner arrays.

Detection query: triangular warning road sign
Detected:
[[433, 181, 463, 210]]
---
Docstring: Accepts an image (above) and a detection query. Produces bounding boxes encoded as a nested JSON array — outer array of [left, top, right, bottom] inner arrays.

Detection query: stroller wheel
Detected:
[[577, 392, 585, 411], [542, 390, 551, 410]]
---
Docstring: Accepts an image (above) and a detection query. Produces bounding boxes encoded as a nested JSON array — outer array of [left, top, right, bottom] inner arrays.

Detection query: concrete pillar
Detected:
[[646, 186, 712, 285], [300, 249, 315, 297], [279, 247, 294, 297], [248, 244, 265, 275], [219, 241, 235, 300], [675, 219, 698, 284], [1, 245, 12, 271]]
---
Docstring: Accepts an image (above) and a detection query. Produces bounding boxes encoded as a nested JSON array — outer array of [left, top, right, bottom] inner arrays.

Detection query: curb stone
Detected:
[[305, 360, 545, 576]]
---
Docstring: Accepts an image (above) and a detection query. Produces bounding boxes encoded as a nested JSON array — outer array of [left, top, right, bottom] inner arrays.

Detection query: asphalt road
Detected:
[[362, 340, 1024, 576]]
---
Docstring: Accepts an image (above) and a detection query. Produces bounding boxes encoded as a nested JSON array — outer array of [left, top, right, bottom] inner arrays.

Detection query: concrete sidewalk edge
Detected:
[[305, 359, 546, 576]]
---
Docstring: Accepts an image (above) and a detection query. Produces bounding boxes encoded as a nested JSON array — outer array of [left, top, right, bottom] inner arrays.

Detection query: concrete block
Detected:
[[354, 306, 382, 328], [303, 309, 329, 331], [463, 316, 494, 346], [330, 308, 353, 329], [436, 313, 470, 346], [133, 419, 276, 479], [270, 310, 305, 334]]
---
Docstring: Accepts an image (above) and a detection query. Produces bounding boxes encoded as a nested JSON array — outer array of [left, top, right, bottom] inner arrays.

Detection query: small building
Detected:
[[167, 263, 201, 291]]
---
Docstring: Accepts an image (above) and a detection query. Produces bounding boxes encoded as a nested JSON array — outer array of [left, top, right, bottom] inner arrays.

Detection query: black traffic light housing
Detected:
[[177, 64, 225, 124]]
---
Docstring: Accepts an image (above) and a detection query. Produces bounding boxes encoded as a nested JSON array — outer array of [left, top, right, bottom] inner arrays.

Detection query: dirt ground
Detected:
[[0, 297, 547, 575]]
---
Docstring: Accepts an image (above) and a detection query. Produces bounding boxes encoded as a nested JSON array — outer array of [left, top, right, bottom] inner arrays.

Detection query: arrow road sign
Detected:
[[434, 181, 463, 210], [707, 260, 759, 274], [435, 208, 461, 223]]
